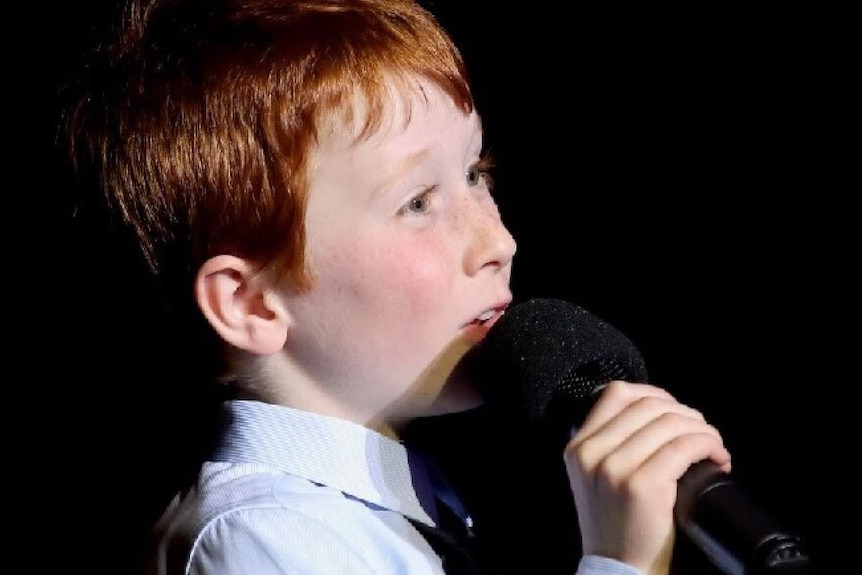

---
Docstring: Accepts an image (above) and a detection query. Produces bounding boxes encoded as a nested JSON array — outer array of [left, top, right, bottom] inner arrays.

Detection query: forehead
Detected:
[[315, 76, 481, 152]]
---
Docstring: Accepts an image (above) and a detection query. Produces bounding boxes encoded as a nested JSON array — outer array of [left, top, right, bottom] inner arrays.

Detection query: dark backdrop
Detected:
[[20, 2, 851, 574], [424, 4, 851, 573]]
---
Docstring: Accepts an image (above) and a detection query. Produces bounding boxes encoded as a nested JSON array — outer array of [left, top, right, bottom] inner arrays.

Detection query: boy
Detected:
[[63, 1, 731, 574]]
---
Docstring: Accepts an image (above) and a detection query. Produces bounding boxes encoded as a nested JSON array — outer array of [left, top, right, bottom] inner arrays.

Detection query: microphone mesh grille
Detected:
[[467, 298, 648, 427]]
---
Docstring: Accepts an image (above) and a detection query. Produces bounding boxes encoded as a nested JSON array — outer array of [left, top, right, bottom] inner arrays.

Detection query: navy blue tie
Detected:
[[407, 449, 488, 574]]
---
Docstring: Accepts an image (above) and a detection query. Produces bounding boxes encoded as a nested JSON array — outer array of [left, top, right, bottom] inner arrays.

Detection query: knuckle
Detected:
[[564, 435, 599, 470]]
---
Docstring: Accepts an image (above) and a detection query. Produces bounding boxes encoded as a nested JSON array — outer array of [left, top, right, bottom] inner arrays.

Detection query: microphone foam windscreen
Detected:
[[466, 298, 648, 431]]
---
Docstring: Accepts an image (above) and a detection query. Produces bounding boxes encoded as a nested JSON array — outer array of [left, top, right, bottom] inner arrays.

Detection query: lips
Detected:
[[480, 308, 505, 330], [475, 309, 496, 323], [463, 301, 510, 342]]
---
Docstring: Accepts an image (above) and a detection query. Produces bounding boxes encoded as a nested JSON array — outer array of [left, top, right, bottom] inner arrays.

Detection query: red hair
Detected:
[[67, 0, 473, 292]]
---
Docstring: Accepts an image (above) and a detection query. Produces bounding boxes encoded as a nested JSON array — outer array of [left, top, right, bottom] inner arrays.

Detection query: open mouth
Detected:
[[473, 309, 497, 325], [468, 306, 507, 331], [462, 309, 505, 343]]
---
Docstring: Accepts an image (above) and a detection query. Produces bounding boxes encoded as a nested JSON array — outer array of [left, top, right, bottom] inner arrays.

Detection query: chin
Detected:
[[417, 333, 487, 413], [425, 367, 485, 415]]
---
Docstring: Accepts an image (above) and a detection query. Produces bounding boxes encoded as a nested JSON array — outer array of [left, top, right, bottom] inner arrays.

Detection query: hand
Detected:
[[564, 380, 732, 575]]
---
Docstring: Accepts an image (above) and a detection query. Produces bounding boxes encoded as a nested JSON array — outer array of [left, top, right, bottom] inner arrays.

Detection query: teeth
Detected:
[[476, 310, 495, 322]]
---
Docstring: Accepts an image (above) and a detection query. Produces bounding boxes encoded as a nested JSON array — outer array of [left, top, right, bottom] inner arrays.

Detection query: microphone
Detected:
[[464, 298, 815, 575]]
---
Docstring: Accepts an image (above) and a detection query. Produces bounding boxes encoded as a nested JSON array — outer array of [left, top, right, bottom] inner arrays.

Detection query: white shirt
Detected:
[[140, 400, 639, 575]]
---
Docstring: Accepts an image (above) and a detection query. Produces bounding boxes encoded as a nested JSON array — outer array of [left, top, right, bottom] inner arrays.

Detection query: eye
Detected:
[[466, 153, 495, 189], [399, 185, 438, 216]]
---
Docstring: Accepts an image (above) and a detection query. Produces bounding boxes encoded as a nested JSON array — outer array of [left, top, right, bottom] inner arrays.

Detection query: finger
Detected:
[[592, 412, 727, 483], [635, 432, 733, 491], [570, 392, 709, 469], [576, 380, 677, 438]]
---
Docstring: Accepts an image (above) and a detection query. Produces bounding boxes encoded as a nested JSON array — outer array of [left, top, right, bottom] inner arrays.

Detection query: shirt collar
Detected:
[[212, 399, 435, 525]]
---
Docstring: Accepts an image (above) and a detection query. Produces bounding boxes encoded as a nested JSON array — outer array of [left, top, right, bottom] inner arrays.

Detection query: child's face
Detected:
[[277, 77, 516, 432]]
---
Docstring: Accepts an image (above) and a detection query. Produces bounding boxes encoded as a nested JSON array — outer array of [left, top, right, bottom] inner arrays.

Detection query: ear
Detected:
[[194, 255, 291, 356]]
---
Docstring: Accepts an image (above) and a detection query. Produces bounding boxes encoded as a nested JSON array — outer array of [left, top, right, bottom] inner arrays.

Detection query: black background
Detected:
[[19, 1, 853, 574]]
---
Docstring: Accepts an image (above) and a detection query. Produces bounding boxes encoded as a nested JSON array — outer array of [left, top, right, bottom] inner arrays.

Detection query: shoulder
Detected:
[[576, 555, 643, 575], [188, 505, 377, 575], [142, 461, 443, 575]]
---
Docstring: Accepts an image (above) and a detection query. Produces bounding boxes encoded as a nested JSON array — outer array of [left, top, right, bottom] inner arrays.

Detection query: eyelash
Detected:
[[398, 152, 496, 216], [469, 152, 495, 191], [400, 184, 439, 216]]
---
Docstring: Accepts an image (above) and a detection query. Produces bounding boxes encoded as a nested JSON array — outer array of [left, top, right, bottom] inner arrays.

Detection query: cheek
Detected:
[[364, 239, 454, 312], [313, 233, 456, 329]]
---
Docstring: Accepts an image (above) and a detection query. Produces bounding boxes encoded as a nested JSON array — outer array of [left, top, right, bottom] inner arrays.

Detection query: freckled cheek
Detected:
[[364, 242, 455, 314]]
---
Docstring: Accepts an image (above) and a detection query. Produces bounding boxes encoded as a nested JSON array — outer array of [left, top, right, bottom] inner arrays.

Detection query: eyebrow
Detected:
[[371, 147, 431, 198]]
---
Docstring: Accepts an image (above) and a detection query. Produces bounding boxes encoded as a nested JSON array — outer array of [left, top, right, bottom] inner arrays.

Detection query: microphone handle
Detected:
[[675, 460, 817, 575]]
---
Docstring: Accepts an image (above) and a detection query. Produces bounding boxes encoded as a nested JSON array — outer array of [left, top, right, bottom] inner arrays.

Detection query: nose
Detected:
[[459, 191, 517, 276]]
